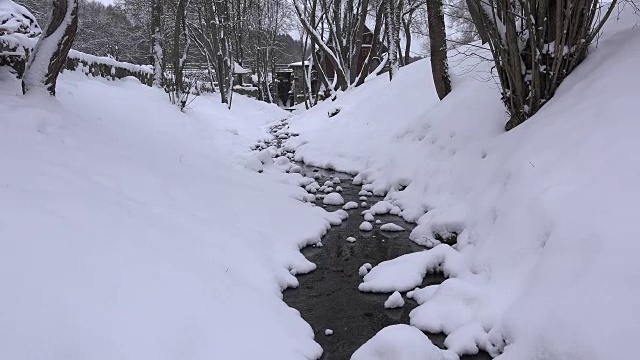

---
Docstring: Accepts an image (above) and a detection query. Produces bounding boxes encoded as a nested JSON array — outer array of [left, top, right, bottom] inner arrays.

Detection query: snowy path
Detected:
[[261, 120, 491, 359]]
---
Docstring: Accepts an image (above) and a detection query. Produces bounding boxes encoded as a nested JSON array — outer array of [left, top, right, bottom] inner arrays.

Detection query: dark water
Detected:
[[262, 120, 491, 359], [282, 164, 491, 360]]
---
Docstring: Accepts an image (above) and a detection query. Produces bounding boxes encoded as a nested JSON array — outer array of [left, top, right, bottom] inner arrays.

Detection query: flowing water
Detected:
[[256, 120, 491, 360]]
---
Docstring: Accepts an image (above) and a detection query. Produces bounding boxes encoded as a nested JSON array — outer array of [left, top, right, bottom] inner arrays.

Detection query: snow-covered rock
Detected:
[[380, 223, 405, 232], [384, 291, 405, 309], [359, 265, 369, 276], [359, 221, 373, 231], [343, 201, 359, 210], [351, 325, 444, 360], [323, 192, 345, 205], [325, 329, 334, 336], [346, 236, 356, 243], [364, 213, 375, 222], [335, 186, 343, 192], [333, 177, 341, 184]]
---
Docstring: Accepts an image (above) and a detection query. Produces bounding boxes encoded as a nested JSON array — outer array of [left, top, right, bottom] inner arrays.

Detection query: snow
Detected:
[[359, 245, 462, 293], [343, 201, 359, 210], [323, 192, 345, 205], [351, 324, 445, 360], [285, 10, 640, 358], [325, 329, 334, 336], [359, 221, 373, 231], [384, 291, 405, 309], [0, 0, 41, 37], [0, 71, 336, 360], [380, 223, 404, 232], [364, 213, 375, 221], [346, 236, 357, 243], [22, 0, 79, 93], [233, 62, 251, 74], [359, 264, 369, 276]]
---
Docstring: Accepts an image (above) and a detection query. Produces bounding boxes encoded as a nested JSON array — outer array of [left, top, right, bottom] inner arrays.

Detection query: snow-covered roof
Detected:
[[289, 60, 311, 67], [233, 62, 251, 74]]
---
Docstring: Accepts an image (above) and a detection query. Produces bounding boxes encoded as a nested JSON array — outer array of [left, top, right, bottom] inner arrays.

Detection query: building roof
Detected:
[[233, 62, 251, 74], [288, 60, 311, 67]]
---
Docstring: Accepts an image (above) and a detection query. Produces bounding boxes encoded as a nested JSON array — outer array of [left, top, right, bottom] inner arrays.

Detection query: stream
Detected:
[[256, 119, 492, 360]]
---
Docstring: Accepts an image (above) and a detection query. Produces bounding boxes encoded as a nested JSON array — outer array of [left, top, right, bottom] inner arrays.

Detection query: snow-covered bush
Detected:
[[0, 0, 41, 75]]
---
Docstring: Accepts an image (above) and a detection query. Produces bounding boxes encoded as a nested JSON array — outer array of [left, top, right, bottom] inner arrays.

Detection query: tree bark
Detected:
[[172, 0, 189, 107], [22, 0, 79, 95], [349, 0, 370, 83], [426, 0, 451, 99], [150, 0, 163, 88]]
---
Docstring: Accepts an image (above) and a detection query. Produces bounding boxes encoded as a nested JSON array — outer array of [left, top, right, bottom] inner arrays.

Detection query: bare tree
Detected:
[[468, 0, 618, 130], [22, 0, 79, 95]]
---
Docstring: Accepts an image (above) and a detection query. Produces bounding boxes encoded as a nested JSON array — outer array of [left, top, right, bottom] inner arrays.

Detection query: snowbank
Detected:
[[287, 9, 640, 360], [0, 70, 331, 359]]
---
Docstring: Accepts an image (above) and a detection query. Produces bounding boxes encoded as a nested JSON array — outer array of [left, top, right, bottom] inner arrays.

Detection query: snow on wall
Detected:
[[286, 9, 640, 360]]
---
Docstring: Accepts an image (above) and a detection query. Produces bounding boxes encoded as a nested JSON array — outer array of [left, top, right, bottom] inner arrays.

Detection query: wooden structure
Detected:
[[323, 25, 384, 82]]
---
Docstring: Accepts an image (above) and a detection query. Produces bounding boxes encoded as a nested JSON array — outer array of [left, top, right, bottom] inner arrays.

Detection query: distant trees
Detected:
[[22, 0, 79, 95], [466, 0, 618, 130]]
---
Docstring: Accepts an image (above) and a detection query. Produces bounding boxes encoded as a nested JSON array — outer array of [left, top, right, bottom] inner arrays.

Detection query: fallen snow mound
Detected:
[[351, 324, 445, 360], [323, 192, 345, 205], [380, 223, 404, 232]]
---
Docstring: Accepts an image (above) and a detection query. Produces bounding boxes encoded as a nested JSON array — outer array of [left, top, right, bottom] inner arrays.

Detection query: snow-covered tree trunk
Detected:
[[22, 0, 79, 95], [385, 0, 398, 80], [426, 0, 451, 99], [150, 0, 164, 88], [171, 0, 190, 109]]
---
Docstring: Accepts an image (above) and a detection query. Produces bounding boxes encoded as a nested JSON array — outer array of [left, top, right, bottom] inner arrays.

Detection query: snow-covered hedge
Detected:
[[233, 84, 259, 98], [65, 50, 153, 86]]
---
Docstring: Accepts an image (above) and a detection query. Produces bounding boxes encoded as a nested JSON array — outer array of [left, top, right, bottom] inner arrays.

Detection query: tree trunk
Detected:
[[357, 0, 384, 86], [402, 13, 412, 65], [426, 0, 451, 99], [150, 0, 164, 88], [22, 0, 79, 95], [172, 0, 189, 108], [385, 0, 398, 80], [349, 0, 370, 83]]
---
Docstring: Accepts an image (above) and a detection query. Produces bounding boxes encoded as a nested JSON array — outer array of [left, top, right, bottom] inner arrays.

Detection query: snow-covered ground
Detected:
[[0, 70, 350, 359], [286, 9, 640, 360]]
